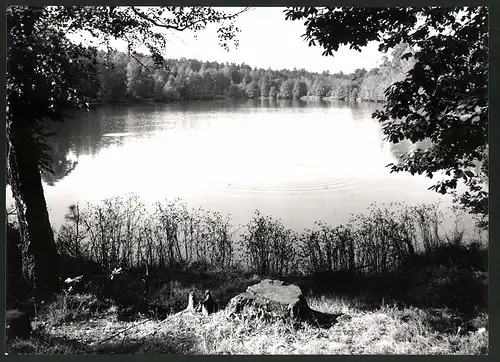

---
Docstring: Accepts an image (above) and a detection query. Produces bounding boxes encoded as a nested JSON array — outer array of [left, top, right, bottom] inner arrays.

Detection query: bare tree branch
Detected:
[[129, 6, 253, 32], [128, 49, 153, 72]]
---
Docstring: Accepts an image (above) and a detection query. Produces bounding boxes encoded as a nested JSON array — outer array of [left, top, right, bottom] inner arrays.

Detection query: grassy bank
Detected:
[[6, 287, 488, 355], [6, 196, 488, 354], [6, 252, 488, 354], [5, 264, 488, 354]]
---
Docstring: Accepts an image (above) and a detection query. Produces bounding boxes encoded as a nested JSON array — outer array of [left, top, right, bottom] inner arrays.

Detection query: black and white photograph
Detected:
[[5, 5, 488, 355]]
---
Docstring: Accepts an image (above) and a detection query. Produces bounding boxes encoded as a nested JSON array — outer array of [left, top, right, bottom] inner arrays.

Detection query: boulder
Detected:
[[226, 279, 312, 321]]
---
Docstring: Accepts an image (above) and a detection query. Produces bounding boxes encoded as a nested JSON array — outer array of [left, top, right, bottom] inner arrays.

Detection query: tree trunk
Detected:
[[6, 222, 24, 307], [7, 120, 60, 303]]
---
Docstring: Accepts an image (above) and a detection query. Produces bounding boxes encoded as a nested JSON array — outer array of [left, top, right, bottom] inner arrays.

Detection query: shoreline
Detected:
[[90, 95, 387, 106]]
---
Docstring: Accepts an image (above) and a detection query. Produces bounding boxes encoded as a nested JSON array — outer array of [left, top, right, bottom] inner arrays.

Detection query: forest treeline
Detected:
[[85, 43, 415, 104]]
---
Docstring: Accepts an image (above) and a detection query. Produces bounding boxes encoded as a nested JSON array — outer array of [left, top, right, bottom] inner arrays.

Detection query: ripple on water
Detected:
[[102, 132, 135, 137], [224, 176, 379, 194]]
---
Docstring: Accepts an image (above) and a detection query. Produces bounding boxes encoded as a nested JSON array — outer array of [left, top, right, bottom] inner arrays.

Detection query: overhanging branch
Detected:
[[129, 6, 253, 32]]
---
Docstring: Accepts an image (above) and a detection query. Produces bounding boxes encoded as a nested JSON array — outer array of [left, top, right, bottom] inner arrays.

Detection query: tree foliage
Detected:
[[292, 79, 308, 99], [285, 7, 488, 226], [6, 5, 249, 300], [65, 46, 413, 103]]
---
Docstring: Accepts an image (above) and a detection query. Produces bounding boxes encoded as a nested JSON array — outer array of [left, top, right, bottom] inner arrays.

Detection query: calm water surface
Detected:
[[6, 99, 475, 232]]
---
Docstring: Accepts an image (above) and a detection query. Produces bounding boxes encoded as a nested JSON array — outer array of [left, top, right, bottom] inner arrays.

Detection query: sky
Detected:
[[76, 7, 384, 74]]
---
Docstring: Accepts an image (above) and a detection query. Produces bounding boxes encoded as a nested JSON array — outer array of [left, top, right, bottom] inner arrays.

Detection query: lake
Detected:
[[6, 98, 477, 233]]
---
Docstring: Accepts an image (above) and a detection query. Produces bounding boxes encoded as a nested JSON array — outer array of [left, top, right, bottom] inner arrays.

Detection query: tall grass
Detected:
[[298, 202, 486, 275], [299, 223, 356, 274], [240, 211, 300, 276], [55, 194, 487, 279], [56, 194, 235, 273]]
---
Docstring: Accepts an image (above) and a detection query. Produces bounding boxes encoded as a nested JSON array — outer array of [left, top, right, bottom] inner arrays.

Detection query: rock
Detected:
[[5, 309, 32, 339], [226, 279, 312, 321]]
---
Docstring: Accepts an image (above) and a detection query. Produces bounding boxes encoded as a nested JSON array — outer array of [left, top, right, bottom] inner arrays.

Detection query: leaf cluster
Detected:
[[285, 7, 488, 222], [7, 5, 248, 179]]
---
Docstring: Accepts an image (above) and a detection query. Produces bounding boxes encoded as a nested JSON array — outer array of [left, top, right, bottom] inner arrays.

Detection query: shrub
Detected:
[[240, 211, 299, 276], [53, 195, 485, 281]]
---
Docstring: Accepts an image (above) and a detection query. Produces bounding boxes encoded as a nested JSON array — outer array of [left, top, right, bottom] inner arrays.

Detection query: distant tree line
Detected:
[[86, 42, 414, 103]]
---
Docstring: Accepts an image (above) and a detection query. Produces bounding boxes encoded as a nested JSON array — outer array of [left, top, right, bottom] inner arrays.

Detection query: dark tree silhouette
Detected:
[[6, 5, 249, 302]]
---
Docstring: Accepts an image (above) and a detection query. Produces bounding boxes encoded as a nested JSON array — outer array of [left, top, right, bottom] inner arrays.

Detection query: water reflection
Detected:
[[389, 139, 433, 165], [390, 139, 412, 163], [39, 100, 427, 186], [40, 100, 436, 187], [348, 100, 382, 121], [19, 99, 472, 232], [41, 121, 79, 186], [39, 107, 140, 185]]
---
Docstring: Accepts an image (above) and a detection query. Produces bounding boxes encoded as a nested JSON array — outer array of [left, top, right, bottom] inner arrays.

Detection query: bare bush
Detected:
[[55, 196, 476, 278], [240, 211, 299, 276]]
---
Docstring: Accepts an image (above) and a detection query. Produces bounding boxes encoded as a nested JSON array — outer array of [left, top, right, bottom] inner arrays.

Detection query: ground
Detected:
[[6, 291, 488, 355]]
